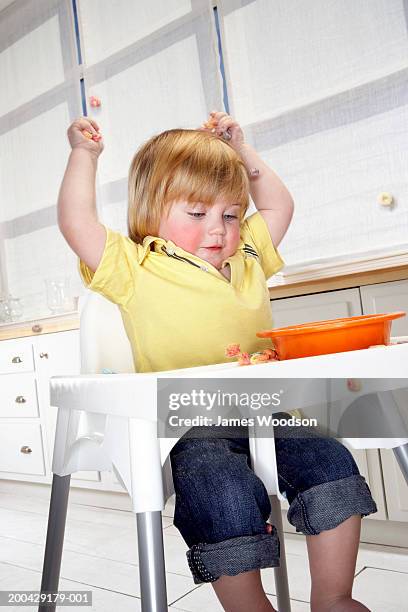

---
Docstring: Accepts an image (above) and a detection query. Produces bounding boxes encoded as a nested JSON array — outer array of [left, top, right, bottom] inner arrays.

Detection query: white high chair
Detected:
[[38, 291, 291, 612]]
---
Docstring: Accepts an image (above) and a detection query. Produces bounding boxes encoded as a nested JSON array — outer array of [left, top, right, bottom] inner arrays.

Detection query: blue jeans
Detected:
[[169, 413, 377, 584]]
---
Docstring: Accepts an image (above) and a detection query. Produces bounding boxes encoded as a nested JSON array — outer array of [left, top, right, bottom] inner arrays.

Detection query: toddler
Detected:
[[58, 112, 377, 611]]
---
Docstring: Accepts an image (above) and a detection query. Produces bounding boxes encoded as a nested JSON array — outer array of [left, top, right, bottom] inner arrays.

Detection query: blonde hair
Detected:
[[127, 129, 249, 243]]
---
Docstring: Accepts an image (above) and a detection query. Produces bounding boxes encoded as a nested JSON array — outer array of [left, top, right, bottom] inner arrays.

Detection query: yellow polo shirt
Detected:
[[78, 212, 284, 373]]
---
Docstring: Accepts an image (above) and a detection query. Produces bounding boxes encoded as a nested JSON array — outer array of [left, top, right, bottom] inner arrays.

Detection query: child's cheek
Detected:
[[228, 225, 241, 249], [169, 220, 202, 253]]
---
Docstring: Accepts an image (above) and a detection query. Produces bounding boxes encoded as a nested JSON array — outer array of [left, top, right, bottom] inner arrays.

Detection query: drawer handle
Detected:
[[32, 324, 43, 333], [39, 352, 49, 359], [20, 446, 32, 454], [15, 396, 27, 404], [11, 356, 23, 364]]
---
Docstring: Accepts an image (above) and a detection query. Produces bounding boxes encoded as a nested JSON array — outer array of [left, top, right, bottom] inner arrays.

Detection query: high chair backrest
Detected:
[[79, 291, 135, 374]]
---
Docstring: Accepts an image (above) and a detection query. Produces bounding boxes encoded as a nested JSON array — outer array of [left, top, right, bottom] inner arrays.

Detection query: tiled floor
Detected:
[[0, 488, 407, 611]]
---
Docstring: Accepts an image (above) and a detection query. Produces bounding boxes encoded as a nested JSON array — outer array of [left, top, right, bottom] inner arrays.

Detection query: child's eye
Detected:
[[188, 212, 205, 218], [224, 214, 238, 221]]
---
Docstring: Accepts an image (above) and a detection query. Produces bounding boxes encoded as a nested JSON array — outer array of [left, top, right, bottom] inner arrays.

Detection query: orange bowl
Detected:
[[256, 312, 406, 360]]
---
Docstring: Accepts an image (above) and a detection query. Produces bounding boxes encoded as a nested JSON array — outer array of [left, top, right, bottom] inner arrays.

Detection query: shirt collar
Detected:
[[138, 235, 247, 288], [138, 235, 177, 263]]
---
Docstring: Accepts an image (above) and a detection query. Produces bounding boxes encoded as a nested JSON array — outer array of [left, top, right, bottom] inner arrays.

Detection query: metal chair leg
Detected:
[[136, 511, 168, 612], [393, 442, 408, 486], [270, 495, 291, 612], [38, 474, 71, 612]]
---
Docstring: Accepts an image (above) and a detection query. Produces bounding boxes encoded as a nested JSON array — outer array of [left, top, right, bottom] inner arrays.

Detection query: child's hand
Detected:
[[67, 117, 104, 156], [200, 111, 245, 152]]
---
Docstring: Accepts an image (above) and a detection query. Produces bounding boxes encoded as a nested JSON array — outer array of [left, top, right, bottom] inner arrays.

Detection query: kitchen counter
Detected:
[[269, 263, 408, 299], [268, 242, 408, 298], [0, 311, 79, 341]]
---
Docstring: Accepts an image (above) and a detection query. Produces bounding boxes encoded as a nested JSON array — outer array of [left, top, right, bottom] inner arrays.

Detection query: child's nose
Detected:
[[208, 219, 226, 235]]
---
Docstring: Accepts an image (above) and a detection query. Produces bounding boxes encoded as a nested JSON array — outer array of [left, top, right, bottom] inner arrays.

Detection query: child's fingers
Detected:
[[201, 112, 240, 141], [204, 110, 226, 128], [74, 117, 100, 137], [86, 117, 100, 132], [217, 122, 238, 141], [210, 110, 228, 120], [208, 112, 240, 137], [217, 116, 237, 131]]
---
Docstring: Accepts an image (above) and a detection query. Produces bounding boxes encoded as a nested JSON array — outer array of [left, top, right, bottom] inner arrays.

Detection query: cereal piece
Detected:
[[262, 348, 278, 360], [237, 352, 251, 366], [203, 118, 216, 129], [225, 343, 241, 357], [250, 352, 270, 364], [89, 95, 101, 107], [347, 379, 362, 392], [82, 129, 93, 139]]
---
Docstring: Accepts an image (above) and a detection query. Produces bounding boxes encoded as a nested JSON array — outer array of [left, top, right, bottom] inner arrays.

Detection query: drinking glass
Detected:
[[45, 277, 73, 314], [0, 296, 23, 322]]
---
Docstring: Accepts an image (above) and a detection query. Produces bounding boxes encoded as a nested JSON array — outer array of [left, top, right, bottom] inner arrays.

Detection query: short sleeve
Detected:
[[78, 225, 140, 306], [240, 212, 284, 279]]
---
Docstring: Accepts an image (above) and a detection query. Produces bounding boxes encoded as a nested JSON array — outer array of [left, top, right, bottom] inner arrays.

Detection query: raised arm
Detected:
[[58, 117, 106, 272], [201, 112, 294, 247], [233, 143, 294, 247]]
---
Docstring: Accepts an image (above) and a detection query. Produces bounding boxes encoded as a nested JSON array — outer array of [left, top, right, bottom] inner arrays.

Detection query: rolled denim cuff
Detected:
[[186, 527, 280, 584], [287, 474, 378, 536]]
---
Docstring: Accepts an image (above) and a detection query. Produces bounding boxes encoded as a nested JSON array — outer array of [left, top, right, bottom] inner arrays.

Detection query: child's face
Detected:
[[158, 197, 241, 269]]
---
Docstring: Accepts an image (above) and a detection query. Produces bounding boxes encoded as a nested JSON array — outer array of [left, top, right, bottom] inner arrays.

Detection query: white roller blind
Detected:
[[0, 0, 80, 315], [219, 0, 408, 264], [221, 0, 408, 122], [78, 0, 193, 65], [0, 15, 66, 116], [0, 104, 72, 222]]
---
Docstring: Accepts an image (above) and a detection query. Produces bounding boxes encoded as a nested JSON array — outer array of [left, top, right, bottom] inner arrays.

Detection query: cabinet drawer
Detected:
[[0, 423, 46, 475], [0, 373, 39, 418], [360, 280, 408, 337], [270, 288, 362, 327], [0, 339, 34, 374]]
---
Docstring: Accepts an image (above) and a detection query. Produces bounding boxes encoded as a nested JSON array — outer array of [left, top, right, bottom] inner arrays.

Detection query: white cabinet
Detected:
[[0, 423, 46, 476], [0, 329, 114, 488], [0, 373, 39, 418], [39, 331, 79, 477], [271, 288, 362, 328], [360, 279, 408, 336], [0, 337, 35, 374], [0, 331, 82, 483]]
